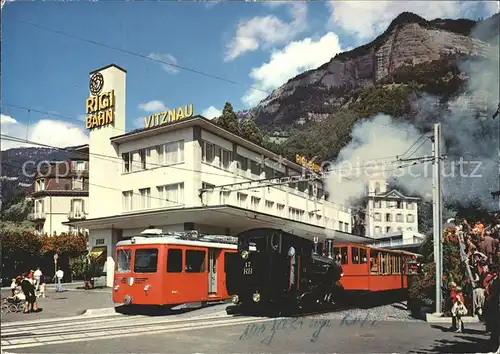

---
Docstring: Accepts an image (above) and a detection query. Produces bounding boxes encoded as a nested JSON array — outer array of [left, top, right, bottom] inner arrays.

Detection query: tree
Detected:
[[40, 232, 88, 258], [0, 222, 42, 277], [240, 118, 264, 145], [214, 102, 239, 135]]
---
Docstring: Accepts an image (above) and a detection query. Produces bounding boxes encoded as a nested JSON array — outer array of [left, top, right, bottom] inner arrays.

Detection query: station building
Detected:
[[67, 64, 373, 287]]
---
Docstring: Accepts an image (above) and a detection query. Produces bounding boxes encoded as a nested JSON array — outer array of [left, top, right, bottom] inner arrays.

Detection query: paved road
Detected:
[[1, 287, 114, 322], [1, 305, 494, 353]]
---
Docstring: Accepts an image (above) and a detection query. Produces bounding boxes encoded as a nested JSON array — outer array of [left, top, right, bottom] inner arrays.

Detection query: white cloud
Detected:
[[138, 100, 167, 112], [224, 2, 308, 61], [1, 114, 89, 151], [148, 53, 180, 74], [201, 106, 222, 119], [242, 32, 344, 107], [327, 1, 498, 42]]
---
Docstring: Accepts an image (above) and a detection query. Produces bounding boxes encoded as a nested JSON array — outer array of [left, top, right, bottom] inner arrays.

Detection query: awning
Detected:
[[66, 205, 375, 244], [89, 246, 107, 259]]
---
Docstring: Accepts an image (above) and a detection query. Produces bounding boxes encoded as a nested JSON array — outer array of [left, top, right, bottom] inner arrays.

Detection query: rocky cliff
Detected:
[[241, 12, 499, 127]]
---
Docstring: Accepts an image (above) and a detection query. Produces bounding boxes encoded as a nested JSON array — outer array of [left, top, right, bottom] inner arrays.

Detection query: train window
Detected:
[[167, 249, 183, 273], [116, 248, 131, 273], [388, 254, 393, 274], [370, 251, 379, 274], [134, 249, 158, 273], [340, 247, 348, 264], [352, 247, 359, 264], [186, 250, 206, 273], [395, 256, 400, 273], [380, 253, 386, 274], [360, 248, 367, 264]]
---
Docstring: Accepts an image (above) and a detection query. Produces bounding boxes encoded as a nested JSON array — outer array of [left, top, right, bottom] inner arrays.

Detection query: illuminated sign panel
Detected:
[[86, 90, 115, 130], [295, 154, 321, 173], [144, 104, 194, 128]]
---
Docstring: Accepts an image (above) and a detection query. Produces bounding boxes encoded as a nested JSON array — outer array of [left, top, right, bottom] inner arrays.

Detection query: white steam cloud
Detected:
[[325, 21, 499, 214]]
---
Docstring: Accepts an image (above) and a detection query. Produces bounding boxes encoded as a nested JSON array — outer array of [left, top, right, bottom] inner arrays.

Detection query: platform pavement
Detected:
[[1, 286, 115, 323]]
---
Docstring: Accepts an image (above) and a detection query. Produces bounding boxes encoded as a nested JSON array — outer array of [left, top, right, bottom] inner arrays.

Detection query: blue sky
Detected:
[[1, 0, 498, 150]]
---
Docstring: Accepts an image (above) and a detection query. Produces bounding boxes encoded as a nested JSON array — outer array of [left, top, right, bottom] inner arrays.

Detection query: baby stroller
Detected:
[[1, 296, 25, 314]]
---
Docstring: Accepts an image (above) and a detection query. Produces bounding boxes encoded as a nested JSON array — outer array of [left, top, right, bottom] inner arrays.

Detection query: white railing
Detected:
[[68, 210, 86, 220]]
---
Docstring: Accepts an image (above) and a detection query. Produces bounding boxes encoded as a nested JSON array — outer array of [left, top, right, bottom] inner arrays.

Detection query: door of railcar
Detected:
[[208, 248, 219, 295]]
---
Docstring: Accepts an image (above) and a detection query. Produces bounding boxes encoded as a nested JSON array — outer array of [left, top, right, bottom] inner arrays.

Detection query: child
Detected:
[[10, 278, 16, 296], [451, 287, 468, 333]]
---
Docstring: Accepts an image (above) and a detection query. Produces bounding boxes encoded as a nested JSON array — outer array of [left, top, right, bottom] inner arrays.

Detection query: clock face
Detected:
[[89, 72, 104, 96]]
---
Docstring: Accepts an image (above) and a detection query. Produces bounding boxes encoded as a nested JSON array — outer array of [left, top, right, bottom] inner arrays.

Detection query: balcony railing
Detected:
[[67, 210, 86, 220], [28, 212, 46, 221]]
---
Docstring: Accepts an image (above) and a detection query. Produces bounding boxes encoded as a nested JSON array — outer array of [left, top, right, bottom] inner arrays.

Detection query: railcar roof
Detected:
[[116, 237, 238, 249], [334, 243, 418, 255]]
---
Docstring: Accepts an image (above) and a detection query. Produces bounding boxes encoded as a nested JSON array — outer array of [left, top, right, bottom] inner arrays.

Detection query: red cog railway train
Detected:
[[112, 228, 418, 308]]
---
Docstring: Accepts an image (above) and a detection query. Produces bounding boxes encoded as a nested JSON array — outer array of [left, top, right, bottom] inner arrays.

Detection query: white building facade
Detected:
[[28, 153, 89, 236], [68, 64, 368, 287], [365, 179, 424, 246]]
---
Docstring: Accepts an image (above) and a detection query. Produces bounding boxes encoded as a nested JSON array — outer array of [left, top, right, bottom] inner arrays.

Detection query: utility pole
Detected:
[[432, 123, 443, 315]]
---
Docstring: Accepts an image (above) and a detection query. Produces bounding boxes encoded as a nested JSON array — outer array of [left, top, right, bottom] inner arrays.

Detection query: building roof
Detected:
[[110, 115, 307, 173], [371, 189, 420, 201]]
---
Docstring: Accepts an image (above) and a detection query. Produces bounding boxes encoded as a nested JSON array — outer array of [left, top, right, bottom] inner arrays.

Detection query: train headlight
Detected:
[[232, 295, 239, 304], [114, 285, 120, 292], [241, 251, 249, 259], [340, 273, 344, 277], [144, 285, 150, 293], [252, 292, 261, 303]]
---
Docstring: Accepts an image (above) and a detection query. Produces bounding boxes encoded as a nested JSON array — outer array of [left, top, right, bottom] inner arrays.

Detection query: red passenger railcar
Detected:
[[112, 229, 237, 307], [333, 244, 418, 294]]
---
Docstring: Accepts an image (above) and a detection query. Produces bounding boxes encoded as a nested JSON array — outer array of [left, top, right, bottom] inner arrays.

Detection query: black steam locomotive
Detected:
[[225, 228, 344, 316]]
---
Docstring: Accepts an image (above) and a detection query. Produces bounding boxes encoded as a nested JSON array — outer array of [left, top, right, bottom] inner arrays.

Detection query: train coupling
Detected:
[[123, 295, 133, 306]]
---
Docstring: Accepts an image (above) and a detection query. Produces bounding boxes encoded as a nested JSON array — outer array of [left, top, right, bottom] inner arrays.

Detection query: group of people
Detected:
[[443, 216, 500, 352], [9, 267, 45, 314]]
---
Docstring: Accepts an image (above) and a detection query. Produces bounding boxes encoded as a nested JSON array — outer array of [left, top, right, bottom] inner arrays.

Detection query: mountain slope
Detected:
[[241, 12, 498, 129]]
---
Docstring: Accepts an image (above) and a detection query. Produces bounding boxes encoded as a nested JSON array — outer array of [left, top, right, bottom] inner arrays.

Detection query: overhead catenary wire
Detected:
[[0, 133, 434, 218]]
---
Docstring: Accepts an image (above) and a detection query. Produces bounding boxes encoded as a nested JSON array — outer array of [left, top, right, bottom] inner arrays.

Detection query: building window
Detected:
[[374, 212, 381, 221], [237, 193, 247, 208], [122, 153, 131, 173], [220, 191, 230, 204], [201, 141, 215, 164], [407, 203, 414, 210], [157, 183, 184, 207], [166, 249, 182, 273], [250, 197, 260, 209], [396, 213, 403, 222], [396, 201, 403, 209], [277, 204, 285, 217], [344, 223, 349, 232], [139, 188, 151, 209], [138, 149, 146, 170], [250, 160, 260, 176], [221, 149, 232, 170], [386, 226, 391, 233], [265, 200, 274, 210], [289, 207, 304, 221], [374, 200, 381, 208], [72, 177, 84, 190], [71, 199, 84, 217], [164, 140, 185, 165], [36, 179, 45, 192], [407, 214, 415, 223], [122, 190, 133, 211], [339, 221, 344, 231], [186, 250, 206, 273], [375, 182, 380, 194], [385, 213, 392, 222], [73, 161, 85, 171], [35, 199, 44, 213], [374, 226, 381, 234], [236, 154, 248, 172]]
